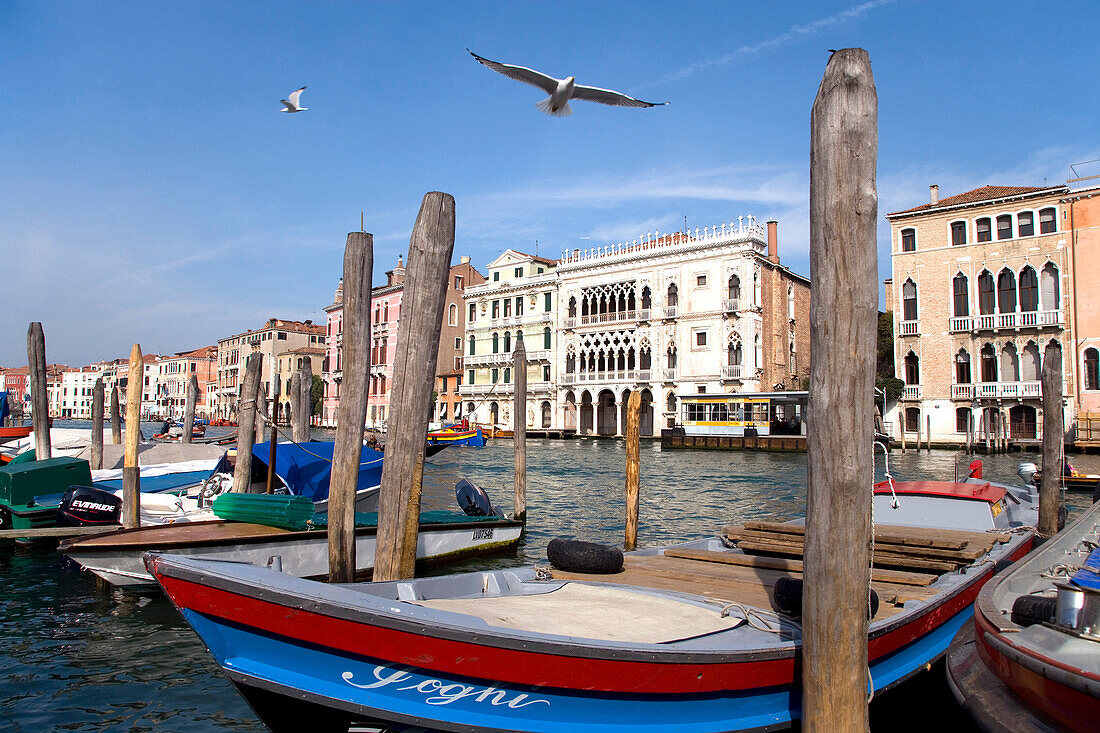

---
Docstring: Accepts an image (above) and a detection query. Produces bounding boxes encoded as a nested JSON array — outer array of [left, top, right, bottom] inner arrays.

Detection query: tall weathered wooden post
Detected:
[[267, 376, 281, 494], [91, 378, 105, 470], [231, 354, 262, 494], [123, 344, 144, 528], [183, 374, 198, 444], [254, 385, 267, 447], [513, 339, 528, 522], [291, 371, 305, 442], [299, 358, 314, 434], [374, 192, 455, 583], [328, 232, 373, 582], [27, 322, 51, 460], [624, 390, 641, 551], [1039, 341, 1063, 537], [804, 48, 878, 731], [111, 386, 121, 444]]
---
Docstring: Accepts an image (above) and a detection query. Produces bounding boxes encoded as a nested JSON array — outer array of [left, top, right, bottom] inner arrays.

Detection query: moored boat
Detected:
[[148, 473, 1039, 732], [945, 497, 1100, 733], [427, 422, 486, 447]]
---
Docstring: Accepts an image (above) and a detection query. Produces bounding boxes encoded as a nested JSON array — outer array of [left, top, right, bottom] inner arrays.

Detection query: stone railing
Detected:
[[721, 365, 742, 379], [558, 217, 768, 266]]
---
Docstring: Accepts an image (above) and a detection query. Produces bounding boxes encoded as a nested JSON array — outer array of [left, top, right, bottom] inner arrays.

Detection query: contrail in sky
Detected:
[[637, 0, 897, 89]]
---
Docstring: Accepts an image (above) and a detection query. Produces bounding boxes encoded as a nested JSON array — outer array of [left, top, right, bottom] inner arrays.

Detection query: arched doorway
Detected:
[[1009, 405, 1037, 439], [563, 390, 577, 431], [640, 388, 654, 436], [597, 390, 617, 436], [580, 391, 593, 435], [541, 401, 551, 428], [489, 401, 499, 426], [619, 390, 631, 436]]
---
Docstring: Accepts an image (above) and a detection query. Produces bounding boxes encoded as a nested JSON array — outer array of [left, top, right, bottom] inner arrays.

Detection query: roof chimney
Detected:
[[460, 256, 470, 265], [766, 220, 779, 264], [334, 278, 344, 305], [930, 184, 939, 205]]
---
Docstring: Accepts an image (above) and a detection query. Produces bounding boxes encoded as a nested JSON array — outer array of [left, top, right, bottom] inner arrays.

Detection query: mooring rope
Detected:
[[704, 598, 800, 635]]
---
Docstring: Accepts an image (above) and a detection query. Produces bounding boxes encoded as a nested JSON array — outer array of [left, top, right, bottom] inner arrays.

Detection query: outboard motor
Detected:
[[1017, 462, 1039, 486], [455, 478, 504, 517], [57, 486, 122, 527], [968, 459, 984, 479]]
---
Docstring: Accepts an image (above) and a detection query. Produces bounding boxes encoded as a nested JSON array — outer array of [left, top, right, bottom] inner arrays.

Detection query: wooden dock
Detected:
[[660, 429, 805, 452]]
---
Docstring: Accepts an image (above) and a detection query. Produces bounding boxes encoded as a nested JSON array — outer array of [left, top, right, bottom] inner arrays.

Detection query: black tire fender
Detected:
[[546, 538, 623, 574]]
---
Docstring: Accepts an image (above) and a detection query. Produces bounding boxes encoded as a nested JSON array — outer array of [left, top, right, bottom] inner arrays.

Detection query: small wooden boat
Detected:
[[426, 423, 486, 447], [0, 425, 33, 441], [946, 499, 1100, 733], [148, 476, 1039, 732], [1032, 470, 1100, 493]]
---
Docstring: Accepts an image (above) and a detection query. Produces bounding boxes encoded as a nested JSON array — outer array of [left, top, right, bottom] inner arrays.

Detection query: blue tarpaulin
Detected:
[[250, 441, 384, 502]]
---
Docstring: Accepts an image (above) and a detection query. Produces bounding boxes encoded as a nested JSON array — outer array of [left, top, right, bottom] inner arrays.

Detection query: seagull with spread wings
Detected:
[[467, 48, 668, 117], [280, 86, 307, 113]]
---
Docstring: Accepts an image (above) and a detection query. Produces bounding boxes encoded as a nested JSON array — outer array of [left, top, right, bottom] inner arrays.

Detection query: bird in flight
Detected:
[[280, 86, 307, 113], [467, 49, 668, 117]]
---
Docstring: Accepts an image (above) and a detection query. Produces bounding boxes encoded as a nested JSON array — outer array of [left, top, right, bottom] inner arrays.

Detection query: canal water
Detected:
[[2, 424, 1097, 731]]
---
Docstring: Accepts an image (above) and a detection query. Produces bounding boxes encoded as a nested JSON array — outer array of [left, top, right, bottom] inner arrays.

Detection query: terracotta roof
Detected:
[[281, 346, 326, 356], [887, 185, 1066, 217], [173, 345, 217, 359]]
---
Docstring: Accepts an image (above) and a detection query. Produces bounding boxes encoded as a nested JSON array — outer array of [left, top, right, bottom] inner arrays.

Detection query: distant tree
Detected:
[[875, 311, 903, 401], [311, 375, 323, 414]]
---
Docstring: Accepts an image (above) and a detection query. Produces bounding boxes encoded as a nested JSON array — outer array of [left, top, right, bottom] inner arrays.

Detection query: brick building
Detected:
[[215, 319, 325, 420]]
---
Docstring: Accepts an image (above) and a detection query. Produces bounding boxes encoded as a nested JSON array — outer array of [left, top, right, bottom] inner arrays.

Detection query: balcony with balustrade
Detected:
[[901, 385, 921, 400], [951, 381, 1041, 400], [560, 369, 654, 386], [721, 365, 742, 380], [899, 320, 920, 336], [723, 299, 739, 314], [950, 310, 1064, 333]]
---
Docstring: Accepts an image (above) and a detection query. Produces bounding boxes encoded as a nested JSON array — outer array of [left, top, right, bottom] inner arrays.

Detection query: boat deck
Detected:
[[550, 522, 1012, 624]]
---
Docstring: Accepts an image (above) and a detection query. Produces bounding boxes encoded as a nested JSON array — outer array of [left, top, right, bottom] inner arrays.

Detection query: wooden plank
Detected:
[[661, 548, 938, 587], [329, 231, 373, 583], [739, 520, 969, 550], [375, 192, 455, 582], [725, 527, 989, 561], [737, 539, 959, 573], [0, 525, 123, 540]]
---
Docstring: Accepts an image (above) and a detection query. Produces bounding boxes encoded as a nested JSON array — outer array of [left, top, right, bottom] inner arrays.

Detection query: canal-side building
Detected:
[[156, 346, 217, 420], [883, 184, 1077, 446], [1061, 185, 1100, 447], [555, 218, 810, 437], [321, 256, 484, 429], [459, 250, 559, 432], [214, 319, 325, 420]]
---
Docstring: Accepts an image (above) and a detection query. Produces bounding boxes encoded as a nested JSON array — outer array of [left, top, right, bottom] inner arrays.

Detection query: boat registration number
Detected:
[[472, 528, 494, 540], [991, 498, 1006, 517]]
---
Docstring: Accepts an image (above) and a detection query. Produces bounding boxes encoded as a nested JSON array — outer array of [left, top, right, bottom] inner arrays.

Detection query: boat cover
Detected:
[[250, 441, 383, 502], [308, 509, 501, 528], [1072, 548, 1100, 591]]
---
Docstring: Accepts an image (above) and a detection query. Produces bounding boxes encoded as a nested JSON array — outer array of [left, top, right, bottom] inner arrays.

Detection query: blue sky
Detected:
[[3, 0, 1098, 367]]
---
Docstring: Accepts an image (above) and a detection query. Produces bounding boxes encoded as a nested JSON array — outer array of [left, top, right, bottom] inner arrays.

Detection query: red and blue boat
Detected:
[[148, 472, 1039, 732], [427, 421, 486, 448]]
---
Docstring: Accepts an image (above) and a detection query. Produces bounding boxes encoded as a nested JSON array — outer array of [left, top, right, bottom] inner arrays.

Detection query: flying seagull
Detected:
[[467, 48, 668, 117], [280, 86, 307, 113]]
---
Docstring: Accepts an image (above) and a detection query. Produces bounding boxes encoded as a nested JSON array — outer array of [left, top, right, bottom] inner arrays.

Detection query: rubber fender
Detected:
[[772, 577, 879, 619], [1010, 594, 1056, 627], [546, 538, 623, 574]]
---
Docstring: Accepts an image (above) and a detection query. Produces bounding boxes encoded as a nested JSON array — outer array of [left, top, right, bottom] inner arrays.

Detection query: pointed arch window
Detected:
[[641, 287, 651, 310], [997, 268, 1016, 313], [953, 273, 970, 317], [568, 297, 577, 318], [955, 349, 971, 384], [448, 303, 457, 326], [468, 335, 476, 355], [1018, 267, 1038, 312], [981, 344, 998, 382], [1000, 343, 1020, 382], [728, 275, 740, 301], [491, 332, 499, 354], [978, 271, 996, 315], [667, 284, 678, 308], [1021, 342, 1041, 381], [728, 341, 742, 366], [503, 332, 511, 352], [1041, 263, 1060, 310], [904, 351, 920, 385], [667, 345, 677, 369], [901, 279, 918, 321]]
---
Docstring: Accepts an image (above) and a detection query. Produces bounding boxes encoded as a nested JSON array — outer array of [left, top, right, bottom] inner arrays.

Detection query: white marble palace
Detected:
[[459, 217, 811, 437]]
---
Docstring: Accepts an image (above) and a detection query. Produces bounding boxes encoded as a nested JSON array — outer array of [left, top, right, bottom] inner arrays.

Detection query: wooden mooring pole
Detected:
[[328, 232, 373, 582], [898, 414, 906, 452], [27, 322, 51, 460], [804, 48, 878, 731], [926, 414, 931, 453], [110, 386, 121, 444], [624, 390, 641, 551], [299, 359, 314, 436], [374, 192, 455, 583], [513, 339, 527, 522], [290, 371, 301, 435], [1039, 341, 1063, 537], [232, 353, 262, 494], [183, 374, 198, 444], [123, 344, 143, 528], [91, 378, 105, 470], [266, 376, 281, 494]]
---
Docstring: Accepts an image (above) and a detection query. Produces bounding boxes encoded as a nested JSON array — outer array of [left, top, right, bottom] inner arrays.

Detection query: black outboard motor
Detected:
[[455, 478, 504, 517], [57, 486, 122, 527]]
